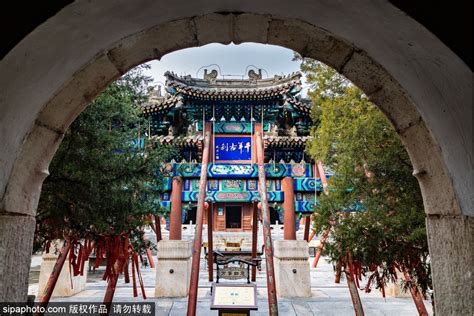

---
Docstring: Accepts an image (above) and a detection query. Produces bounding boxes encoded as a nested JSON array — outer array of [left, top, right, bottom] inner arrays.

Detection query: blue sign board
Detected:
[[214, 136, 252, 161]]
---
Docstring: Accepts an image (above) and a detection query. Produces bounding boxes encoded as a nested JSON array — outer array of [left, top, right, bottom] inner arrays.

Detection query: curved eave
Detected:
[[263, 136, 311, 148], [141, 95, 183, 115], [284, 97, 312, 114], [169, 82, 301, 99], [149, 135, 204, 149]]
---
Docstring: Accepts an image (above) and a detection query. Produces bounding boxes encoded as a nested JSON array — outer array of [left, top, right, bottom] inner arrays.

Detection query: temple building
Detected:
[[142, 69, 330, 237], [143, 69, 334, 300]]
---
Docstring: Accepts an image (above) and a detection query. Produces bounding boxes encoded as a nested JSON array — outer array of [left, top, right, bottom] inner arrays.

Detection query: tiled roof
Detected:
[[263, 136, 311, 148], [166, 84, 301, 101], [170, 84, 294, 99], [141, 95, 182, 114], [165, 71, 302, 89], [285, 96, 312, 114], [149, 135, 204, 148], [141, 71, 308, 114]]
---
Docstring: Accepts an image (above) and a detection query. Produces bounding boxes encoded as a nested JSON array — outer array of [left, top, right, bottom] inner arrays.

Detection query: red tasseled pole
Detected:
[[131, 253, 138, 297], [312, 227, 330, 268], [37, 241, 72, 316], [403, 270, 428, 316], [154, 215, 162, 243], [345, 252, 364, 316], [134, 252, 147, 299], [102, 236, 129, 315]]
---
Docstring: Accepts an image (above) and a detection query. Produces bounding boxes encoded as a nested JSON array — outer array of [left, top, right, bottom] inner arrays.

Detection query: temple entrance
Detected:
[[184, 206, 197, 225], [225, 206, 242, 229], [270, 207, 281, 225]]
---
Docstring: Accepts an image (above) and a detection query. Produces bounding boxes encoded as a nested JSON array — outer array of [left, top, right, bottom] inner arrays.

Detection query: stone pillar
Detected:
[[426, 215, 473, 315], [155, 240, 192, 297], [273, 240, 311, 298], [282, 177, 296, 240], [38, 241, 88, 297], [169, 176, 183, 240], [0, 215, 36, 302]]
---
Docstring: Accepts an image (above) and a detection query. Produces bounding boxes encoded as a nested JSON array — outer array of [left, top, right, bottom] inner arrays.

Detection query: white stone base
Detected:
[[38, 248, 88, 297], [273, 240, 311, 298], [155, 240, 193, 297]]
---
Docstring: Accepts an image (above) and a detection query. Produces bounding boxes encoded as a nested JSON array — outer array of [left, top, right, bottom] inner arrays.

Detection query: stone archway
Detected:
[[0, 3, 471, 314]]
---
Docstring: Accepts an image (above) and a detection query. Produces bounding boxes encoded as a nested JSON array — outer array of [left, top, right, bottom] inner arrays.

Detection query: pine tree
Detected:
[[297, 55, 431, 296], [34, 65, 174, 307]]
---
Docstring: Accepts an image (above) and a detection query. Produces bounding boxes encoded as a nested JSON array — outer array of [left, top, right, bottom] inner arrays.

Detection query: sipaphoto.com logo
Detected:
[[1, 303, 66, 315], [0, 302, 155, 316]]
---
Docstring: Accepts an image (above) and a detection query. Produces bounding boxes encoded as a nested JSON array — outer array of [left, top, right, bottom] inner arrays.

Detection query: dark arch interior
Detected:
[[1, 1, 471, 69], [269, 207, 281, 224], [184, 206, 197, 225]]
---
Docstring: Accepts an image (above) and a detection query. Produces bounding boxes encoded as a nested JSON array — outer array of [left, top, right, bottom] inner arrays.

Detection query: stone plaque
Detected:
[[211, 284, 257, 308]]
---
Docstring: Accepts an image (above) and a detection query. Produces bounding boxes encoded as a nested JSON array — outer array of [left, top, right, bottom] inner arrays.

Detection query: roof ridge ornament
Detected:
[[203, 69, 218, 83], [248, 69, 262, 83], [273, 74, 283, 81]]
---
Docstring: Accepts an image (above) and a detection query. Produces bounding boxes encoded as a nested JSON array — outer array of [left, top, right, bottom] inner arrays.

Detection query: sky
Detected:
[[143, 43, 310, 96]]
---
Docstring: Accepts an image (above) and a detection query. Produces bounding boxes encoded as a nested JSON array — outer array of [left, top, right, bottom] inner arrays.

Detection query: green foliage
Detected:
[[35, 65, 174, 251], [299, 57, 431, 294], [293, 53, 348, 127]]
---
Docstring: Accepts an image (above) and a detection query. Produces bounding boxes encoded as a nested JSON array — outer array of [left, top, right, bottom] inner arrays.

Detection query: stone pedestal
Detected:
[[155, 240, 192, 297], [38, 245, 88, 297], [273, 240, 311, 298]]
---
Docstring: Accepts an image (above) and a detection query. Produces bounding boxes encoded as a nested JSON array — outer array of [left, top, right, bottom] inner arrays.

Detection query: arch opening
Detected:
[[0, 9, 471, 314]]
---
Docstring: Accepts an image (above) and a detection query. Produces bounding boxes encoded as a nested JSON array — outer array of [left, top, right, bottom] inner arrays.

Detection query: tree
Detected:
[[297, 55, 431, 299], [35, 65, 174, 309]]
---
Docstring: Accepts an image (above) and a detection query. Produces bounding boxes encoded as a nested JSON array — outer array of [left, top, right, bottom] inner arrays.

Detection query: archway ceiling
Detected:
[[0, 1, 471, 70], [0, 2, 471, 218]]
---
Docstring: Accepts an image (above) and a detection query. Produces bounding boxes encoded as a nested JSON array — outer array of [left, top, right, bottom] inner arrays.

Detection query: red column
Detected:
[[251, 203, 258, 282], [256, 131, 278, 316], [207, 203, 214, 281], [169, 176, 183, 240], [282, 177, 296, 240], [303, 216, 311, 241], [187, 131, 211, 316]]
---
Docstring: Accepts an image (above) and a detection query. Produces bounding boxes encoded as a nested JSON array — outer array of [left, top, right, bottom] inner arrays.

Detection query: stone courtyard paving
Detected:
[[29, 251, 433, 315]]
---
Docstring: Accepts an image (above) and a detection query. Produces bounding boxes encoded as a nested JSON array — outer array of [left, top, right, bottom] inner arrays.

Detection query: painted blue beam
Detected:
[[181, 191, 284, 202]]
